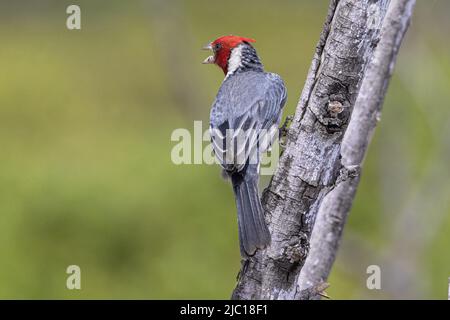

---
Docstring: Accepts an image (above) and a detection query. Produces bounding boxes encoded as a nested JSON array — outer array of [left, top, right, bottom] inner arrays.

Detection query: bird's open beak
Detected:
[[202, 42, 214, 64], [202, 43, 213, 51]]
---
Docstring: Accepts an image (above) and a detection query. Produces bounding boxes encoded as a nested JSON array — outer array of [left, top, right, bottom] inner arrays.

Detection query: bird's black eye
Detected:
[[214, 43, 221, 51]]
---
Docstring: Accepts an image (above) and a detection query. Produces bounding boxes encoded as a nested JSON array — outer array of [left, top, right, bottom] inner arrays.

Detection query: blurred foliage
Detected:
[[0, 0, 449, 299]]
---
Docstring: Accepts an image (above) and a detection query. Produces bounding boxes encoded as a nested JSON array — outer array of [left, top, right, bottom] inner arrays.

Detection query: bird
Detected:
[[203, 35, 287, 258]]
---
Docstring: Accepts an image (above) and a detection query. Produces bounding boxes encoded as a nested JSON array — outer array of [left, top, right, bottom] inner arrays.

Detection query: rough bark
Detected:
[[298, 0, 415, 297], [232, 0, 415, 300]]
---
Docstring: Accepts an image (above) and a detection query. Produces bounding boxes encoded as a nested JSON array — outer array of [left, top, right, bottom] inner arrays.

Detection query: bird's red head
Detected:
[[203, 35, 256, 74]]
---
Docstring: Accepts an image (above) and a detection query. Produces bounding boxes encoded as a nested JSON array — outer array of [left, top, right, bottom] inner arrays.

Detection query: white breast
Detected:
[[226, 44, 244, 78]]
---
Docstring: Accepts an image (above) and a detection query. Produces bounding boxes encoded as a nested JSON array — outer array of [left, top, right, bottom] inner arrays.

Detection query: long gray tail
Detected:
[[231, 166, 271, 258]]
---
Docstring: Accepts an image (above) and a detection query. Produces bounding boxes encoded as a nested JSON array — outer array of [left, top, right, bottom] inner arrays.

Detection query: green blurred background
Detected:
[[0, 0, 449, 299]]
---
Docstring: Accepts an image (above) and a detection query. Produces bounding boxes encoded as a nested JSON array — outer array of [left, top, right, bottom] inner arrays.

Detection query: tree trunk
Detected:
[[232, 0, 415, 300]]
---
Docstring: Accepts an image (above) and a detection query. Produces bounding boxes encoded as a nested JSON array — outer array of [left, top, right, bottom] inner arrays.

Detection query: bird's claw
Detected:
[[279, 115, 293, 152]]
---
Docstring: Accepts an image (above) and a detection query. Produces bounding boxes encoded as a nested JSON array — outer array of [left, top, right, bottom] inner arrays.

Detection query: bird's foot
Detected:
[[279, 115, 293, 152]]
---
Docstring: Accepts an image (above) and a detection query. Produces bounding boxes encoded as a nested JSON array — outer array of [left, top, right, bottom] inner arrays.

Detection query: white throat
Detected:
[[226, 44, 244, 78]]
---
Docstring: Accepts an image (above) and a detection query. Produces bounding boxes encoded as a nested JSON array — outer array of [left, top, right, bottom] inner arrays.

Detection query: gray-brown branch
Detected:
[[298, 0, 415, 297], [232, 0, 415, 300]]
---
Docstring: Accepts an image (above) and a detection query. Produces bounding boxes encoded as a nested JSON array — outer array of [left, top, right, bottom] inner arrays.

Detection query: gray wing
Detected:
[[210, 72, 287, 172]]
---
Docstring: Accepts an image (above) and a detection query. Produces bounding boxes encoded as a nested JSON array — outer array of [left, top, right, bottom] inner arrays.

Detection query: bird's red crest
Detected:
[[210, 35, 256, 74]]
